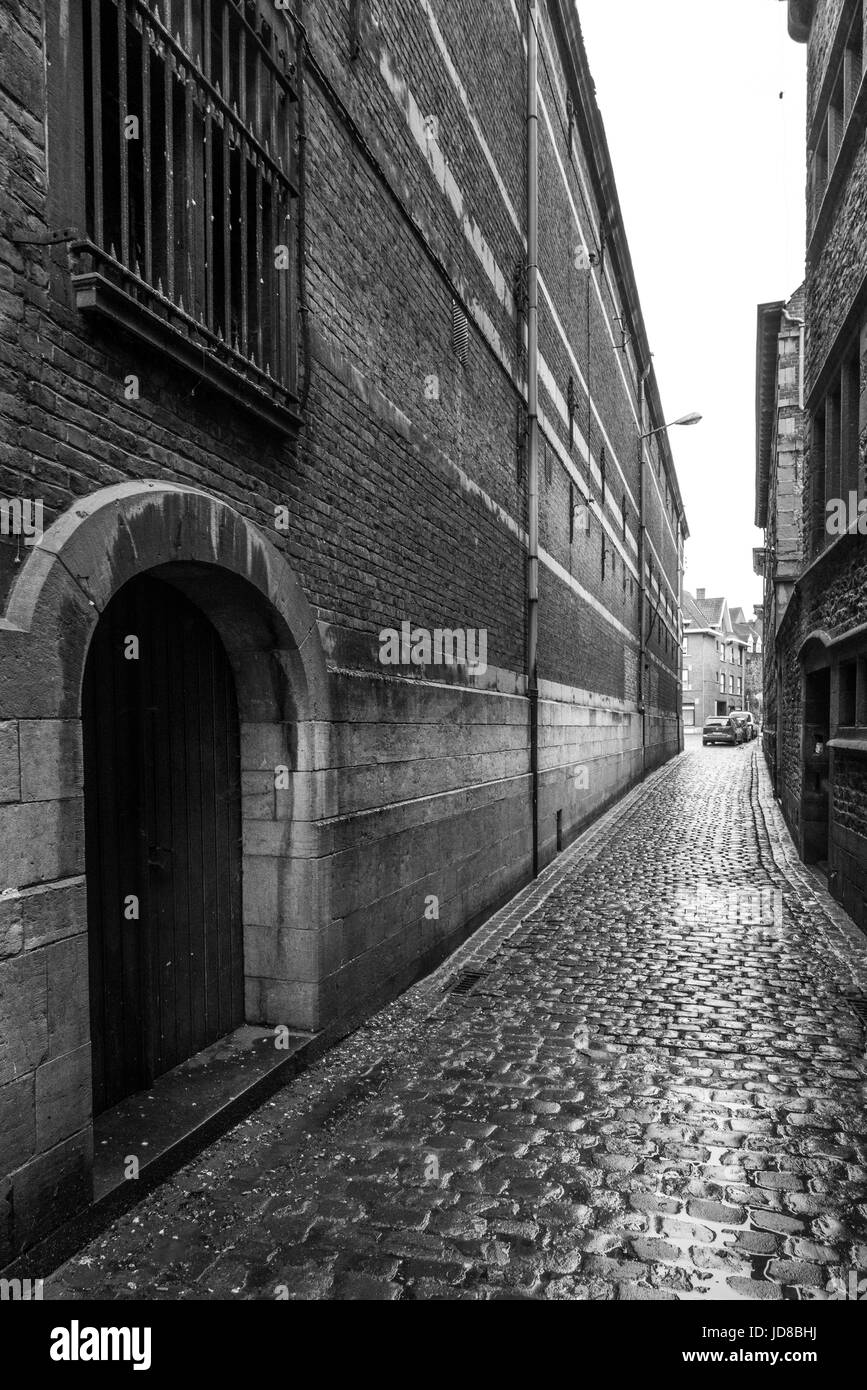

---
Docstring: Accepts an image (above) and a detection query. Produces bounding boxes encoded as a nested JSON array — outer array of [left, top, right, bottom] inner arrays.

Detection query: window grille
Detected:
[[72, 0, 299, 426]]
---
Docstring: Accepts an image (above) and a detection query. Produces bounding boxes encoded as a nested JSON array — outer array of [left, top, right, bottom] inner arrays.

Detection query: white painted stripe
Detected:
[[534, 8, 681, 556], [409, 0, 661, 551], [540, 548, 637, 645], [378, 46, 515, 320], [417, 0, 525, 239]]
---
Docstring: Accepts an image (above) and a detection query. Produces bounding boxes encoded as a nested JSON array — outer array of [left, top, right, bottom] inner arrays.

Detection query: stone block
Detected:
[[0, 799, 84, 891], [0, 721, 19, 803], [0, 889, 23, 958], [0, 952, 47, 1086], [0, 1129, 93, 1266], [245, 975, 319, 1032], [45, 935, 89, 1058], [244, 923, 319, 984], [18, 720, 83, 801], [0, 1072, 36, 1177], [20, 877, 87, 951], [35, 1043, 92, 1150]]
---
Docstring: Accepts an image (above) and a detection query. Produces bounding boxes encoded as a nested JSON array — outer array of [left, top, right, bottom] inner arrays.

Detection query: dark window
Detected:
[[73, 0, 298, 423], [858, 656, 867, 726], [839, 659, 858, 726], [841, 343, 860, 495], [811, 408, 827, 555]]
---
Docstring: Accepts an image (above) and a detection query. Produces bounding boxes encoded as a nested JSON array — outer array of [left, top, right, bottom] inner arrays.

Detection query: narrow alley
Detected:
[[45, 746, 867, 1302]]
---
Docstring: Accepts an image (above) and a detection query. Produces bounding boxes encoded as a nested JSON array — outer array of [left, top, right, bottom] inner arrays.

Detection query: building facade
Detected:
[[732, 605, 765, 723], [0, 0, 686, 1260], [755, 287, 807, 792], [767, 0, 867, 925], [745, 608, 766, 723], [682, 589, 748, 729]]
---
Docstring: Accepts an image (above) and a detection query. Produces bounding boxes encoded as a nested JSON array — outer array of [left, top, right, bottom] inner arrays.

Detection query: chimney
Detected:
[[753, 604, 763, 618], [696, 588, 705, 603]]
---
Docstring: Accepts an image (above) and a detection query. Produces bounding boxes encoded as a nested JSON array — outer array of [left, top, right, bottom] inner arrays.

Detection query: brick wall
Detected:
[[0, 0, 684, 1258]]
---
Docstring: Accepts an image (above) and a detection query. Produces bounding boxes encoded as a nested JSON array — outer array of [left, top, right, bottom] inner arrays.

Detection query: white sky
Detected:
[[576, 0, 807, 616]]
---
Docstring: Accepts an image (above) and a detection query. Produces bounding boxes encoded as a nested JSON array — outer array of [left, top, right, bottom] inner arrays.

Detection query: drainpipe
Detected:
[[638, 364, 651, 779], [527, 1, 540, 875]]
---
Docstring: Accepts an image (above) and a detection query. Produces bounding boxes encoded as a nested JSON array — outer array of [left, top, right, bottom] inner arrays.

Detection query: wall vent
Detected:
[[451, 301, 469, 365], [447, 968, 486, 995]]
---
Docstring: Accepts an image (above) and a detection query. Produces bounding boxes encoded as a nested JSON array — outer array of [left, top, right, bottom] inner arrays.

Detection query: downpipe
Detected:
[[527, 2, 540, 876], [638, 365, 651, 781]]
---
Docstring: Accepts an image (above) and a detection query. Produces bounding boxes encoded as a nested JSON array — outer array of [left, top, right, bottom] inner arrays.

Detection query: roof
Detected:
[[696, 595, 726, 627], [682, 591, 708, 628]]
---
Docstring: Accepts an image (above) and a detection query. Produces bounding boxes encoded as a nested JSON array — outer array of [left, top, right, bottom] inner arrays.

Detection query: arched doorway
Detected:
[[83, 572, 244, 1114]]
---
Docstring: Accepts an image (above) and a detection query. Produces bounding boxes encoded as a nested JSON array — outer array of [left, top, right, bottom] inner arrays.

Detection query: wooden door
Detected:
[[84, 573, 243, 1115]]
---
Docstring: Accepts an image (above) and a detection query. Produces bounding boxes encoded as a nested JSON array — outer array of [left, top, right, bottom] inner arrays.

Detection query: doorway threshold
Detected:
[[93, 1025, 315, 1202]]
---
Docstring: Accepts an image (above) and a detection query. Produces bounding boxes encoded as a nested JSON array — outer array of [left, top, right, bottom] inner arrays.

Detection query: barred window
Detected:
[[71, 0, 299, 429]]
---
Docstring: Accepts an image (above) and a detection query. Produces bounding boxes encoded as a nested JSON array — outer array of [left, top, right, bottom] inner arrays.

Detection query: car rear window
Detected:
[[705, 718, 726, 726]]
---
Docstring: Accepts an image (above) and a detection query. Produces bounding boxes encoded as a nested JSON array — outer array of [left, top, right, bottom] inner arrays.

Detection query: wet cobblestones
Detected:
[[46, 746, 867, 1301]]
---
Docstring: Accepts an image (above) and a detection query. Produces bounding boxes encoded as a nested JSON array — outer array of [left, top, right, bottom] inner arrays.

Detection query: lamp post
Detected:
[[639, 412, 703, 441], [636, 409, 702, 774]]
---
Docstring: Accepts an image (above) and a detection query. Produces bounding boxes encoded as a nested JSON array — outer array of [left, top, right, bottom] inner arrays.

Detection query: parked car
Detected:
[[702, 715, 741, 746], [730, 710, 758, 741]]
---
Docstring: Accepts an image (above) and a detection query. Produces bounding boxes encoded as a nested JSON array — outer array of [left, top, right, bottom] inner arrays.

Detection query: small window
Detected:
[[839, 659, 858, 726]]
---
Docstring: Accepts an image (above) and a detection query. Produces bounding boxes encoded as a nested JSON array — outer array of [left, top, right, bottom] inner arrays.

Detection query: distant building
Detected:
[[731, 605, 765, 723], [682, 589, 748, 730], [755, 287, 807, 792]]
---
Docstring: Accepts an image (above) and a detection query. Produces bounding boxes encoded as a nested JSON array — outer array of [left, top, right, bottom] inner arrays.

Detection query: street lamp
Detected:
[[639, 412, 702, 441], [635, 409, 701, 767]]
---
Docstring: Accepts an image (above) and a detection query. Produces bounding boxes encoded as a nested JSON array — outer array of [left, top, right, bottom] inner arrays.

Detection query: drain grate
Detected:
[[839, 989, 867, 1029], [447, 969, 487, 996]]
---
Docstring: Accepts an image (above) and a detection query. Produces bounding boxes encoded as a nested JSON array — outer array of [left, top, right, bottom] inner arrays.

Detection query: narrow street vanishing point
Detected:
[[46, 745, 867, 1302]]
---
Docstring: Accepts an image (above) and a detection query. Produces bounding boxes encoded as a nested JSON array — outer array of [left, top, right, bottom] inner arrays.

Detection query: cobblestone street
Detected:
[[46, 745, 867, 1302]]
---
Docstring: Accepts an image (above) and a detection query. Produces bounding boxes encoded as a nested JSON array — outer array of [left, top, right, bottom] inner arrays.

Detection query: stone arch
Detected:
[[797, 628, 833, 672], [0, 480, 333, 1039]]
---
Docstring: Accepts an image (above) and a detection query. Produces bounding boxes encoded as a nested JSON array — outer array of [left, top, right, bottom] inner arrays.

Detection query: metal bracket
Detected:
[[11, 226, 79, 246], [516, 406, 527, 482], [513, 258, 528, 372]]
